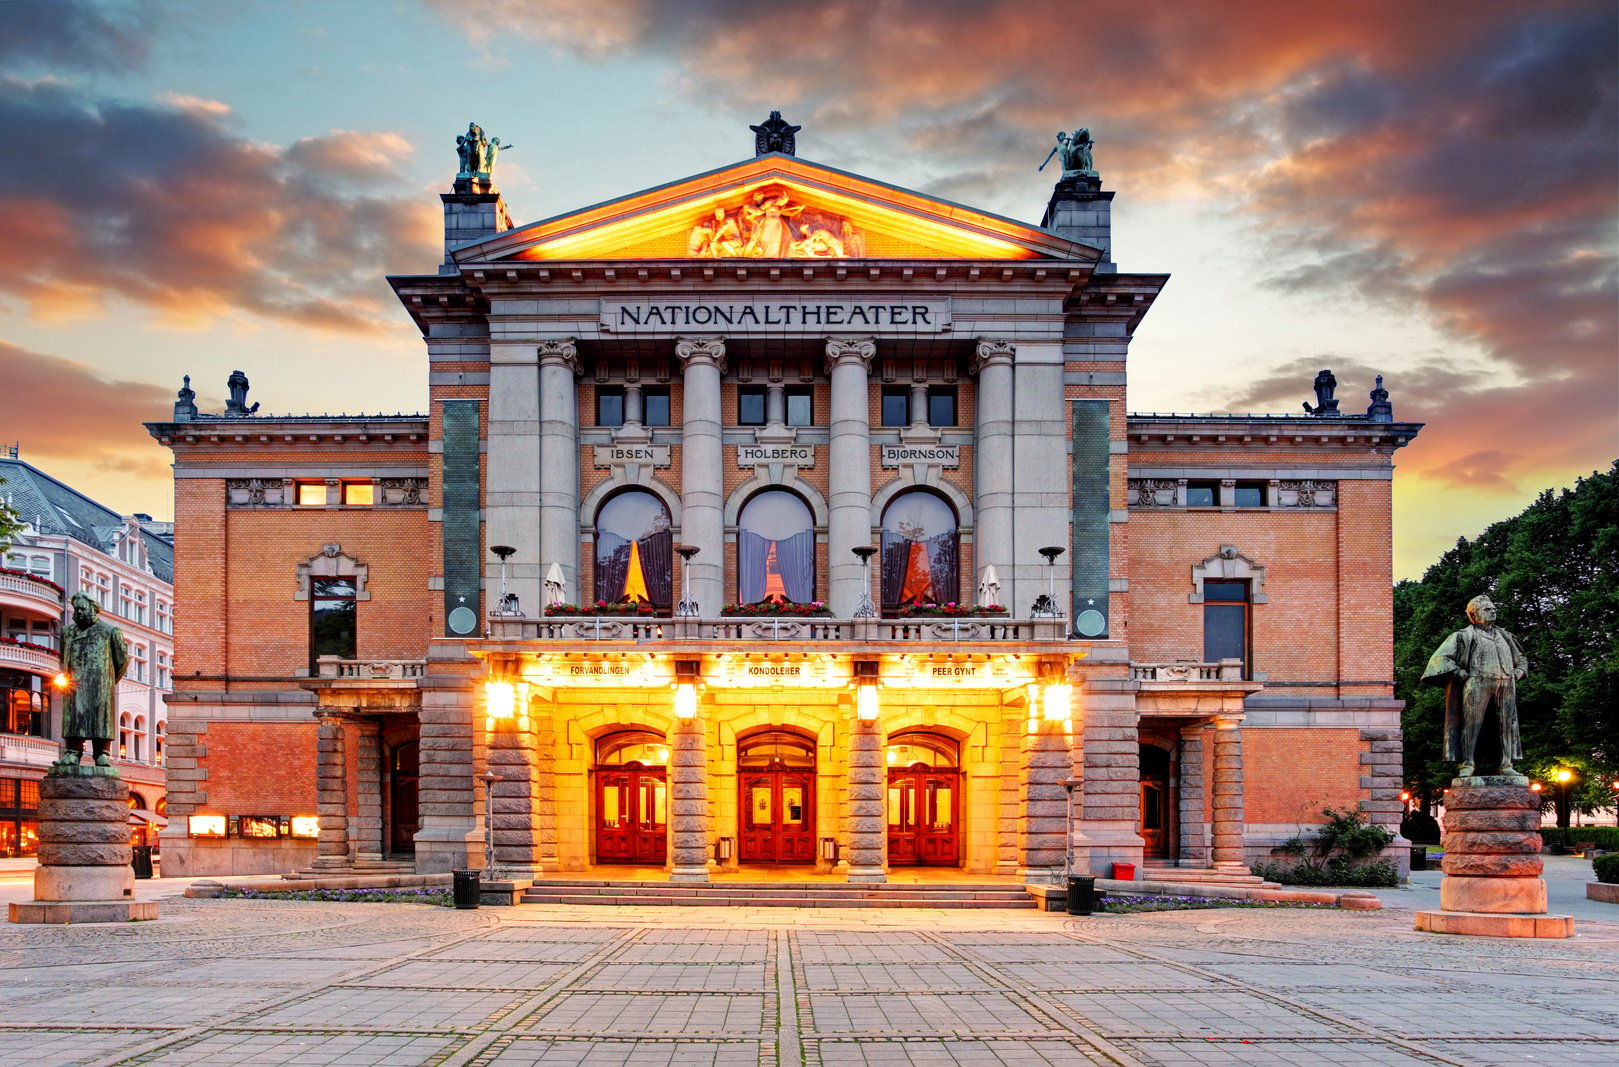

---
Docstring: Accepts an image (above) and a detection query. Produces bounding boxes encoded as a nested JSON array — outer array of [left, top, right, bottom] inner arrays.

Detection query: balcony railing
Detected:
[[0, 733, 60, 767], [1131, 659, 1246, 682], [0, 641, 60, 674], [0, 570, 64, 610], [487, 615, 1070, 644], [314, 657, 428, 680]]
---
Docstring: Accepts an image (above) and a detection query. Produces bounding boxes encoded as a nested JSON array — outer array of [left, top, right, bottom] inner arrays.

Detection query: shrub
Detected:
[[1594, 853, 1619, 884], [1255, 806, 1399, 887], [1539, 827, 1619, 851], [1097, 894, 1336, 913]]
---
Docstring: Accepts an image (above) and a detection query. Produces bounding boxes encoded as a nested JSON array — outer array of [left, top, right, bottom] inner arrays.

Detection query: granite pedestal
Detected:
[[1414, 776, 1571, 938], [8, 772, 158, 924]]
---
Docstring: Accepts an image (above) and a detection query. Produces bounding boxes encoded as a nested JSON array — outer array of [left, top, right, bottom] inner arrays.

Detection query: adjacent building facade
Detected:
[[148, 126, 1420, 884], [1, 455, 173, 856]]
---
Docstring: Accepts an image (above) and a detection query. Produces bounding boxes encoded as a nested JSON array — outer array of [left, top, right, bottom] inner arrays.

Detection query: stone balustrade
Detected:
[[487, 615, 1070, 644], [0, 570, 65, 609], [0, 641, 60, 674], [0, 733, 60, 767], [1131, 660, 1246, 682], [314, 657, 428, 680]]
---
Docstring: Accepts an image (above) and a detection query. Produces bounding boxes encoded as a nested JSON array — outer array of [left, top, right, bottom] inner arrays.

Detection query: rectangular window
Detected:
[[311, 578, 358, 666], [596, 387, 625, 428], [342, 481, 375, 506], [1185, 480, 1218, 507], [1233, 480, 1266, 507], [133, 590, 147, 625], [3, 554, 22, 570], [129, 644, 148, 684], [737, 386, 766, 426], [927, 387, 957, 427], [881, 386, 909, 427], [786, 386, 813, 427], [156, 601, 172, 634], [643, 388, 671, 427], [156, 651, 171, 689], [119, 589, 134, 620], [1203, 580, 1250, 677], [295, 482, 327, 507]]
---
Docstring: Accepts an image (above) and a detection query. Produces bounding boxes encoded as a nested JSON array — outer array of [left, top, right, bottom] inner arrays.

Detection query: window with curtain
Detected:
[[594, 491, 673, 608], [736, 490, 816, 604], [880, 491, 959, 608]]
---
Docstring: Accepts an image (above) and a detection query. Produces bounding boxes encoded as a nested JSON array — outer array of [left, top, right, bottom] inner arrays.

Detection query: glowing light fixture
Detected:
[[854, 660, 880, 722], [674, 659, 701, 719], [1042, 681, 1073, 723], [187, 814, 227, 838], [1530, 782, 1543, 793], [290, 816, 320, 838], [485, 680, 516, 720], [1553, 768, 1574, 783], [52, 672, 70, 690]]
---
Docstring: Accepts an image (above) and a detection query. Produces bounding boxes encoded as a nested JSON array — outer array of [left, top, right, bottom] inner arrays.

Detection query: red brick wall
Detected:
[[1243, 728, 1362, 824], [203, 722, 318, 814]]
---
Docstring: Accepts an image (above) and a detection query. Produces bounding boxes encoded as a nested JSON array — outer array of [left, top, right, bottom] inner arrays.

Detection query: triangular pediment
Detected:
[[456, 155, 1099, 264]]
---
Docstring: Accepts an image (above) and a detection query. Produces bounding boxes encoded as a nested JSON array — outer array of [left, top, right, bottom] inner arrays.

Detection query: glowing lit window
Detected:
[[342, 482, 374, 506], [290, 816, 319, 838], [188, 814, 227, 837], [594, 491, 672, 608], [737, 490, 815, 604], [881, 491, 959, 608], [295, 482, 327, 507]]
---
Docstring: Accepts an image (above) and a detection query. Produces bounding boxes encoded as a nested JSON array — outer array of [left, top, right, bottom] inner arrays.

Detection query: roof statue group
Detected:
[[687, 188, 866, 260], [455, 122, 514, 190], [1039, 128, 1096, 177]]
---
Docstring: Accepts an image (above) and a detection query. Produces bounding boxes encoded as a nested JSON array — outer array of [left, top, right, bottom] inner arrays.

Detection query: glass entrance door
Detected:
[[595, 763, 668, 864], [738, 769, 815, 863], [886, 768, 960, 866]]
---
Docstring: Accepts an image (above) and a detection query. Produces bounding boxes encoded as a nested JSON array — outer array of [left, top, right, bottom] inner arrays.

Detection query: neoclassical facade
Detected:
[[149, 125, 1420, 885]]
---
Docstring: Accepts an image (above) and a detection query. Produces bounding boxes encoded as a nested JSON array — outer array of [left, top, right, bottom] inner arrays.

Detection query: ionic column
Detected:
[[668, 712, 711, 881], [845, 716, 886, 882], [311, 712, 350, 869], [973, 340, 1015, 605], [538, 339, 583, 604], [676, 337, 726, 614], [353, 719, 384, 862], [826, 337, 876, 616], [1211, 715, 1248, 869]]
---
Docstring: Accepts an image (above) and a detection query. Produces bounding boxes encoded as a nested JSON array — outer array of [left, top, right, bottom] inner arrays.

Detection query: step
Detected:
[[519, 880, 1037, 909]]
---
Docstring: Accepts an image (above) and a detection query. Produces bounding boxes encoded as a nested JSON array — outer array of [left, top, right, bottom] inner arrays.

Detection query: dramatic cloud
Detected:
[[0, 342, 180, 486], [0, 78, 439, 332], [0, 0, 157, 74], [430, 0, 1617, 502]]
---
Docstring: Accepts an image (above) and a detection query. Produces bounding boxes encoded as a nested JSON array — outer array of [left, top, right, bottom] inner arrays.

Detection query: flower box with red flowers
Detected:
[[720, 598, 833, 617], [0, 634, 57, 655], [543, 601, 662, 617], [0, 568, 65, 596], [888, 602, 1007, 619]]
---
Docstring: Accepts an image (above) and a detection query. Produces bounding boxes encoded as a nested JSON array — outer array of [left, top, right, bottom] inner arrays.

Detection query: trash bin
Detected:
[[1110, 862, 1136, 881], [131, 845, 154, 879], [452, 868, 481, 910], [1410, 845, 1426, 871], [1066, 876, 1097, 915]]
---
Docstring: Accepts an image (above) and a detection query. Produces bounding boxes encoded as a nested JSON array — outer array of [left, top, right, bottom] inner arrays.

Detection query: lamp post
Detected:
[[482, 769, 503, 881], [852, 546, 878, 619], [675, 545, 701, 618], [1554, 768, 1575, 830], [1033, 546, 1065, 618], [490, 545, 519, 616]]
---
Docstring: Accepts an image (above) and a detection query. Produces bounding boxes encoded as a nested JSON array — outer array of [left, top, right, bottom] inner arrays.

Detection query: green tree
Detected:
[[0, 479, 23, 554], [1395, 462, 1619, 810]]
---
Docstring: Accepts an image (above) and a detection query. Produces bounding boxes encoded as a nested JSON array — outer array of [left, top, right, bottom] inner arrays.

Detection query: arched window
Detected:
[[884, 730, 960, 770], [880, 491, 959, 608], [595, 729, 669, 767], [736, 490, 815, 604], [594, 491, 673, 608], [118, 712, 133, 761]]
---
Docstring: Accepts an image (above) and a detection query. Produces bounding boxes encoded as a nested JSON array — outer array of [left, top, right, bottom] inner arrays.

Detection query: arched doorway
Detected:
[[1140, 743, 1171, 860], [594, 730, 668, 864], [737, 727, 815, 864], [885, 731, 961, 866], [387, 738, 419, 856]]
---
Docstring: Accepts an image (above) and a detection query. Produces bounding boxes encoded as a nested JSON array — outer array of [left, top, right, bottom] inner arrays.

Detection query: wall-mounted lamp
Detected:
[[674, 659, 701, 718], [490, 545, 521, 616], [852, 547, 879, 619], [1042, 680, 1073, 723], [853, 659, 881, 721], [53, 672, 71, 691], [485, 680, 516, 720], [1032, 546, 1065, 618], [674, 545, 701, 618]]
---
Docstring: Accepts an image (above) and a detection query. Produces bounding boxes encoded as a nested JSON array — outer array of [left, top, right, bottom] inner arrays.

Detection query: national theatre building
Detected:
[[148, 117, 1421, 892]]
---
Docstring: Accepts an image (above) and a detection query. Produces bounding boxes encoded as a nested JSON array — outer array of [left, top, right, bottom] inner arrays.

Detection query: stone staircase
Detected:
[[283, 859, 416, 881], [1137, 866, 1278, 888], [520, 880, 1038, 909]]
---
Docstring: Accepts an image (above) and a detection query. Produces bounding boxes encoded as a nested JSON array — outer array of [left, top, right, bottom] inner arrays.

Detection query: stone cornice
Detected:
[[146, 415, 430, 449], [1126, 414, 1422, 453]]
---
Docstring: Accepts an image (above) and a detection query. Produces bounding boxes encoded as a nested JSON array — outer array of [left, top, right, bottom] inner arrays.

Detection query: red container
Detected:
[[1111, 862, 1136, 881]]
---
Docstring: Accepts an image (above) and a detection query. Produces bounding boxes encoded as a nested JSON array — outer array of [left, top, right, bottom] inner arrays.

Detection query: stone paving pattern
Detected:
[[0, 898, 1615, 1066]]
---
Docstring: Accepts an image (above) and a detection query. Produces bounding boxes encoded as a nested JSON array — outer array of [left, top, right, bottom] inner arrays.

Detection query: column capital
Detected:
[[824, 336, 876, 373], [536, 339, 581, 374], [972, 338, 1015, 373], [675, 336, 727, 373], [1214, 714, 1246, 730]]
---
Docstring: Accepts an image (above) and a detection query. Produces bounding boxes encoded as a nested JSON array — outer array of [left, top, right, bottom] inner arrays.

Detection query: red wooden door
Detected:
[[887, 767, 960, 866], [595, 764, 667, 864], [739, 770, 815, 863]]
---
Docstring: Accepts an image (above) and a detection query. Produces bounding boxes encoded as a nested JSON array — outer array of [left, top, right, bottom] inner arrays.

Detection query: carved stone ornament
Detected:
[[226, 479, 286, 508], [750, 110, 802, 156], [1276, 480, 1337, 508], [686, 186, 866, 260], [379, 478, 428, 506], [824, 336, 876, 373], [674, 336, 727, 372], [537, 339, 582, 374], [1128, 479, 1178, 507]]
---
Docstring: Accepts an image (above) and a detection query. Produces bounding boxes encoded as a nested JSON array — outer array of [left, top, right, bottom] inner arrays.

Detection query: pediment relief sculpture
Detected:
[[687, 187, 866, 260]]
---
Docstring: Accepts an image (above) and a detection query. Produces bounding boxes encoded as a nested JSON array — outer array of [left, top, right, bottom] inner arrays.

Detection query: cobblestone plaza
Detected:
[[1, 889, 1615, 1066]]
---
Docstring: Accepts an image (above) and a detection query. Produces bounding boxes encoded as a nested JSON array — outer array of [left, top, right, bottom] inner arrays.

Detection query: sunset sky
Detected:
[[0, 0, 1613, 579]]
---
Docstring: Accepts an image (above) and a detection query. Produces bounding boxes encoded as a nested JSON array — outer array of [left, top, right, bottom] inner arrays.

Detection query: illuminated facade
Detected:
[[148, 129, 1420, 886]]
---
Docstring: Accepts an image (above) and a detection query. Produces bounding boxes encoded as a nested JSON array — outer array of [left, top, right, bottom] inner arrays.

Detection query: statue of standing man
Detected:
[[1421, 595, 1527, 778], [51, 592, 129, 774]]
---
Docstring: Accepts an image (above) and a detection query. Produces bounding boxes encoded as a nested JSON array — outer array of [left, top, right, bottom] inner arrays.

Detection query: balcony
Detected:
[[0, 570, 64, 615], [0, 733, 59, 768], [1131, 660, 1247, 683], [0, 639, 60, 675], [487, 615, 1069, 645]]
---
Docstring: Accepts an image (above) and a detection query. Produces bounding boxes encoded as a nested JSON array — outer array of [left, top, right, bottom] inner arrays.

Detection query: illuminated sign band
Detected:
[[601, 299, 952, 335], [522, 658, 673, 688]]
